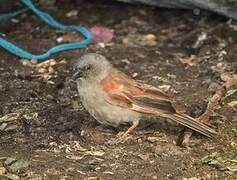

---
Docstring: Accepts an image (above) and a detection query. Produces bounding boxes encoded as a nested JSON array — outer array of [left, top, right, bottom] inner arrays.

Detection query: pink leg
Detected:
[[117, 121, 139, 143]]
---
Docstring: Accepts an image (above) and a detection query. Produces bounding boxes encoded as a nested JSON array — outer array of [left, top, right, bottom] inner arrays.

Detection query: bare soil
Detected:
[[0, 1, 236, 179]]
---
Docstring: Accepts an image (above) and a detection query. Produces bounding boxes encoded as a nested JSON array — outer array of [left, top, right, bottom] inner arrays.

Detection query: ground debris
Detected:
[[193, 32, 207, 49], [1, 1, 237, 179], [202, 152, 237, 173], [147, 136, 163, 143], [221, 73, 237, 89], [56, 33, 83, 43], [84, 150, 105, 157], [0, 157, 29, 179], [179, 86, 224, 146], [66, 10, 78, 17], [122, 33, 157, 47], [137, 153, 149, 161], [182, 178, 202, 180], [179, 55, 197, 67], [20, 58, 67, 83], [0, 113, 20, 123], [197, 87, 224, 125], [180, 72, 237, 146], [228, 101, 237, 109], [90, 26, 114, 43], [0, 113, 20, 132]]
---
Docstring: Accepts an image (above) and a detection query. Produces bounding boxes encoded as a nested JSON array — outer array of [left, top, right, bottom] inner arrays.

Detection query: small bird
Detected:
[[73, 53, 217, 142]]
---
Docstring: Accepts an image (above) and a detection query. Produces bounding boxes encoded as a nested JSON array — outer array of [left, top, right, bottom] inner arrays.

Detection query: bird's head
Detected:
[[72, 53, 112, 81]]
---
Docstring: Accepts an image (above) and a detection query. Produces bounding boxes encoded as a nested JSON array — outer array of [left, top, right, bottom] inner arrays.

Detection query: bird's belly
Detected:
[[78, 86, 140, 127]]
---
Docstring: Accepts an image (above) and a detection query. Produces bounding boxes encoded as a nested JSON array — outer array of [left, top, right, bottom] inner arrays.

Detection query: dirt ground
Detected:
[[0, 1, 237, 179]]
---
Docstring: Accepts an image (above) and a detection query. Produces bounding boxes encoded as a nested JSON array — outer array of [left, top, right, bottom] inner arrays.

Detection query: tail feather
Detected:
[[164, 113, 217, 137]]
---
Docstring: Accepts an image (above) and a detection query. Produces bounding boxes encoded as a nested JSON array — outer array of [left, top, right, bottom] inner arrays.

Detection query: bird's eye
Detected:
[[85, 64, 91, 70]]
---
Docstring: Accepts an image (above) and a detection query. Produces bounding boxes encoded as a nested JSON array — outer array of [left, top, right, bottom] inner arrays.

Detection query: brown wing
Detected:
[[100, 70, 176, 115], [100, 70, 217, 137]]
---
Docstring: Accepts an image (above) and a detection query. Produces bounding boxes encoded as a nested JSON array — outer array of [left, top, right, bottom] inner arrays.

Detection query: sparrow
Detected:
[[72, 53, 217, 142]]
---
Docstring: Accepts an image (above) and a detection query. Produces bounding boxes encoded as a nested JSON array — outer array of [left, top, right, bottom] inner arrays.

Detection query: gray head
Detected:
[[72, 53, 112, 81]]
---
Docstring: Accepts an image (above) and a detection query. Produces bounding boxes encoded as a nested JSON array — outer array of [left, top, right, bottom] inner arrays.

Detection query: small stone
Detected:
[[46, 94, 54, 100], [38, 68, 47, 74], [147, 136, 159, 143], [66, 155, 83, 160], [49, 142, 57, 146], [95, 167, 101, 171], [86, 177, 98, 180], [5, 125, 18, 131], [0, 123, 7, 131], [4, 158, 16, 166], [137, 138, 142, 144], [228, 101, 237, 109], [5, 174, 20, 180], [80, 130, 85, 136], [66, 10, 78, 17], [158, 85, 171, 92], [121, 59, 131, 65], [103, 171, 114, 175], [138, 154, 149, 161], [0, 167, 6, 175], [230, 142, 237, 149], [143, 34, 156, 41], [56, 37, 63, 43], [9, 159, 29, 173], [208, 82, 221, 92], [85, 150, 105, 157], [142, 34, 157, 46], [132, 73, 138, 78], [48, 67, 55, 74], [98, 43, 105, 48]]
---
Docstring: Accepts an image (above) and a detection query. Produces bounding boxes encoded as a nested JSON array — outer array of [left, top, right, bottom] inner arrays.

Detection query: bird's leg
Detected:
[[116, 121, 139, 143]]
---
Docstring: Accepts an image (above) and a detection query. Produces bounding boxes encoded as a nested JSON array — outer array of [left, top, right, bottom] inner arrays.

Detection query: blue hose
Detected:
[[0, 0, 92, 61]]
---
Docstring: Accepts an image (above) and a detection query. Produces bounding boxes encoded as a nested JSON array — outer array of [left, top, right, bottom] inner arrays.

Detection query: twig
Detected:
[[178, 86, 226, 146]]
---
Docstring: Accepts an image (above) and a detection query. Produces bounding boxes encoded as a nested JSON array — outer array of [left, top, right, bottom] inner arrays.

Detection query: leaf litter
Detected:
[[202, 152, 237, 174]]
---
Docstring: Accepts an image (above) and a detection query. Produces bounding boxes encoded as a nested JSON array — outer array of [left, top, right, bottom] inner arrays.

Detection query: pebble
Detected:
[[66, 10, 78, 17], [5, 125, 18, 131], [147, 136, 160, 143], [0, 167, 6, 175], [103, 171, 114, 175], [9, 159, 29, 173], [138, 154, 149, 161], [137, 138, 143, 144], [208, 82, 221, 92]]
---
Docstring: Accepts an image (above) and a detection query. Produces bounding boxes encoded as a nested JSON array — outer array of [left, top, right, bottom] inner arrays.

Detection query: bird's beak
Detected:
[[72, 71, 82, 80]]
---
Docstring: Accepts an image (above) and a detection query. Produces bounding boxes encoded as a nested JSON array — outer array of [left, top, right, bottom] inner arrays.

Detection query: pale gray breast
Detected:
[[77, 80, 141, 127]]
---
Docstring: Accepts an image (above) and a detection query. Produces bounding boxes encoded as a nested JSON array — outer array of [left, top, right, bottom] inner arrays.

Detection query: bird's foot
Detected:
[[106, 121, 139, 145], [116, 131, 133, 143], [105, 132, 133, 145]]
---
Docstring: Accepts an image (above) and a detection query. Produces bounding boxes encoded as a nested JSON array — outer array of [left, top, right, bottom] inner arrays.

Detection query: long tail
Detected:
[[164, 113, 217, 137]]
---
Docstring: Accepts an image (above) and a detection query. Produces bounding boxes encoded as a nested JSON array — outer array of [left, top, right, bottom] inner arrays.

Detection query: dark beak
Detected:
[[72, 71, 82, 80]]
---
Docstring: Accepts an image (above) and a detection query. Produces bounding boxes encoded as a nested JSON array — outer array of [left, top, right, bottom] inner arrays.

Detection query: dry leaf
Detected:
[[142, 34, 157, 46], [66, 155, 84, 160], [179, 55, 197, 66], [221, 73, 237, 89], [90, 26, 114, 43], [85, 150, 105, 157], [228, 101, 237, 109]]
